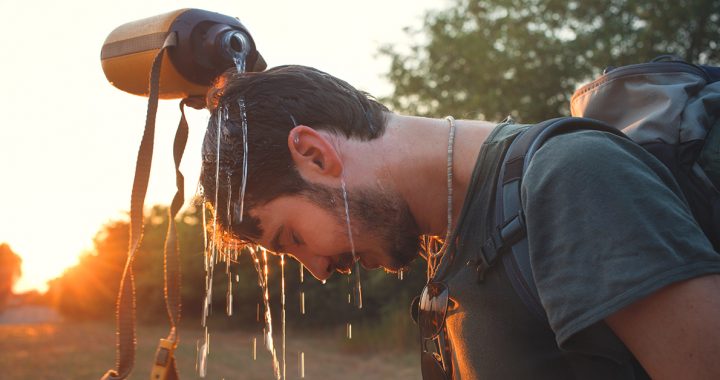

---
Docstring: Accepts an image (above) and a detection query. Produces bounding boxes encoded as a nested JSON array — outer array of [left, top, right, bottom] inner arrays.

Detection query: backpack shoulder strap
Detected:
[[699, 65, 720, 83], [478, 117, 628, 322]]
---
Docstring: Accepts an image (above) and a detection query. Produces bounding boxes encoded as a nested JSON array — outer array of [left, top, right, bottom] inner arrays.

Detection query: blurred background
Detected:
[[0, 0, 718, 378]]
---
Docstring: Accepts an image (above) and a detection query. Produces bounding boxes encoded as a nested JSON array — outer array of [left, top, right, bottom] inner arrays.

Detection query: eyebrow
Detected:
[[271, 224, 284, 253]]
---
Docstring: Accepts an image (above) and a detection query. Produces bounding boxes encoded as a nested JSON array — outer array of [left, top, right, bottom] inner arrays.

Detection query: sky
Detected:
[[0, 0, 447, 292]]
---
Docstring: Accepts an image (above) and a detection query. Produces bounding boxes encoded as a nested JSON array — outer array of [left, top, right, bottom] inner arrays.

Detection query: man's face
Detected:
[[249, 184, 420, 280]]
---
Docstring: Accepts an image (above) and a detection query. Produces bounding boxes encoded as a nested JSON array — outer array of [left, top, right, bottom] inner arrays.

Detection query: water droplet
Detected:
[[226, 171, 233, 229], [226, 282, 233, 316], [281, 254, 287, 380], [197, 328, 209, 377], [341, 178, 363, 309], [249, 247, 281, 379], [236, 98, 249, 223], [300, 292, 305, 315], [299, 352, 305, 378], [226, 260, 233, 316], [233, 54, 247, 74]]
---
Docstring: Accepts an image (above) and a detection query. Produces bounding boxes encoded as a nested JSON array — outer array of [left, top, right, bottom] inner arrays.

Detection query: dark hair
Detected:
[[200, 65, 390, 244]]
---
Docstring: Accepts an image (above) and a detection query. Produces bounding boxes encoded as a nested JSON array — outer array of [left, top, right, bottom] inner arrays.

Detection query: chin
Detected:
[[382, 253, 418, 274], [360, 261, 381, 270]]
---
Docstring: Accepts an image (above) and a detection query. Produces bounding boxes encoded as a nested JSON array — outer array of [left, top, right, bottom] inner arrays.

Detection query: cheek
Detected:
[[300, 222, 347, 256]]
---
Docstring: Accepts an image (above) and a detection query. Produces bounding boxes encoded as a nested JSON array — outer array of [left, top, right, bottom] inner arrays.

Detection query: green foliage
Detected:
[[286, 259, 425, 329], [382, 0, 720, 122], [340, 298, 420, 353], [0, 243, 22, 310], [46, 205, 205, 321]]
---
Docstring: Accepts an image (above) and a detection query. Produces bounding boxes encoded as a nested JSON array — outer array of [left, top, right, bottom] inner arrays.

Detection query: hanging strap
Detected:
[[149, 98, 197, 380], [102, 31, 177, 380], [148, 96, 204, 380]]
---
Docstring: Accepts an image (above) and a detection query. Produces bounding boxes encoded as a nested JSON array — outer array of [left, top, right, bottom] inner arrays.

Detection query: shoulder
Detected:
[[521, 129, 683, 205], [518, 128, 720, 347], [529, 129, 666, 179]]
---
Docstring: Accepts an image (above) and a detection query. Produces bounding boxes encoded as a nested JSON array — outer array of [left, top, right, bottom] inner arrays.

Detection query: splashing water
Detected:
[[249, 247, 281, 379], [299, 263, 306, 314], [233, 52, 247, 74], [300, 292, 306, 315], [202, 105, 228, 331], [202, 229, 214, 327], [201, 198, 210, 327], [197, 327, 210, 377], [299, 352, 305, 378], [226, 171, 233, 228], [200, 104, 240, 376], [340, 178, 363, 309], [281, 254, 287, 380], [202, 196, 209, 271], [236, 98, 249, 223], [225, 245, 241, 317], [213, 104, 226, 230], [226, 261, 233, 317], [346, 276, 351, 304]]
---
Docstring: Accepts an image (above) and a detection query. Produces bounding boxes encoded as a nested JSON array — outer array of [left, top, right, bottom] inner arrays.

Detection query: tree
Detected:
[[382, 0, 720, 122], [0, 243, 22, 311]]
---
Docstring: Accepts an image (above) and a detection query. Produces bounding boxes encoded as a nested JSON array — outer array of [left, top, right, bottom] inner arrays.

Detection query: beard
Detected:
[[303, 182, 421, 272]]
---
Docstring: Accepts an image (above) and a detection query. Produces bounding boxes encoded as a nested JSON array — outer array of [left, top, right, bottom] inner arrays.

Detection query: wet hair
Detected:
[[200, 65, 391, 244]]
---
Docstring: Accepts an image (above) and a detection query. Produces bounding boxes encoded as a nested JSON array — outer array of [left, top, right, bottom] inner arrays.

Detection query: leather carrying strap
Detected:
[[101, 32, 172, 60], [102, 31, 180, 380], [148, 98, 194, 380]]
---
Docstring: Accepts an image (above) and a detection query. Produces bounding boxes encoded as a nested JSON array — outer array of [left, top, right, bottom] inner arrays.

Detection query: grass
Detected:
[[0, 319, 420, 379]]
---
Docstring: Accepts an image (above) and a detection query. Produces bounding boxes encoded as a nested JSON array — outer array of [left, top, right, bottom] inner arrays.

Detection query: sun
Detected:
[[4, 221, 98, 294]]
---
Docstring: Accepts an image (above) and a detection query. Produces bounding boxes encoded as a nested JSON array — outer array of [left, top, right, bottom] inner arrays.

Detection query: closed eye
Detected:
[[291, 230, 304, 246]]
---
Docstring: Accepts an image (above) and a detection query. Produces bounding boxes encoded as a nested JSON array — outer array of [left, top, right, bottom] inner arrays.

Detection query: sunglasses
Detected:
[[412, 281, 453, 380]]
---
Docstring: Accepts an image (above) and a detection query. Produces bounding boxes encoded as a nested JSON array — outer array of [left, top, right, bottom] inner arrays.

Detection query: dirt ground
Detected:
[[0, 308, 420, 380]]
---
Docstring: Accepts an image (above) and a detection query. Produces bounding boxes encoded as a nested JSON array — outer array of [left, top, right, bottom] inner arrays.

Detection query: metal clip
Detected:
[[150, 338, 177, 380]]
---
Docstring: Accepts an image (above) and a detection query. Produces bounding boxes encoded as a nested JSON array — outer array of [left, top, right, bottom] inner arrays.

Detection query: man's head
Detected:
[[200, 65, 421, 279]]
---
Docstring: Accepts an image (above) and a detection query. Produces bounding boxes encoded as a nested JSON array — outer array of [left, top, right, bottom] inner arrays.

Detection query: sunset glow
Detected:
[[0, 0, 441, 294], [7, 221, 97, 293]]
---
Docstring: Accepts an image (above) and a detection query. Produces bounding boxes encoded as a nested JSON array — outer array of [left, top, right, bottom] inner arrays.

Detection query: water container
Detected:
[[100, 8, 266, 99]]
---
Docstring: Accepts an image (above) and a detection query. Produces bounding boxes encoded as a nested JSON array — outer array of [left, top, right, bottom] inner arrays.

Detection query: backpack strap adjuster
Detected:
[[478, 211, 527, 281]]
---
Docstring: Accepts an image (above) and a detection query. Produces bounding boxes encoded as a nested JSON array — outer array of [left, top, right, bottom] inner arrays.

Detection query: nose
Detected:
[[292, 252, 333, 281]]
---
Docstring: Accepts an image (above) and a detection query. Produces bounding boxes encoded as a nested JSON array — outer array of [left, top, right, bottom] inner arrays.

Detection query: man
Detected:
[[199, 65, 720, 379]]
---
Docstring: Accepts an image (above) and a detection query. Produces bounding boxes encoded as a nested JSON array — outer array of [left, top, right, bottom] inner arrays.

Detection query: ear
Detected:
[[288, 125, 343, 181]]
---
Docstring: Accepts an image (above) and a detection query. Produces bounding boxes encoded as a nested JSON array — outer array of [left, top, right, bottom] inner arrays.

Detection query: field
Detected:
[[0, 308, 420, 380]]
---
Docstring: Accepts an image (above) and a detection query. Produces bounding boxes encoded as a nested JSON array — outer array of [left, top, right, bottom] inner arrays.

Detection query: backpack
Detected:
[[477, 57, 720, 322]]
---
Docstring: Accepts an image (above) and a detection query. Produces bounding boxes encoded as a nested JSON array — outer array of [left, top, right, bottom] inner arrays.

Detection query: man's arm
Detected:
[[605, 274, 720, 380]]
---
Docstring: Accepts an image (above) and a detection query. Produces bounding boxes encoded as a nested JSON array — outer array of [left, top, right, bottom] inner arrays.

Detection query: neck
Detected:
[[361, 113, 496, 236]]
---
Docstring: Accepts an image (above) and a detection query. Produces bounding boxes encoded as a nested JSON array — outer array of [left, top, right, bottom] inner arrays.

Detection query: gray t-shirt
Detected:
[[437, 126, 720, 379]]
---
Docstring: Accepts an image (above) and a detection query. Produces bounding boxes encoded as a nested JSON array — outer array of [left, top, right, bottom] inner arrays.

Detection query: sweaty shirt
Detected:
[[434, 122, 720, 379]]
